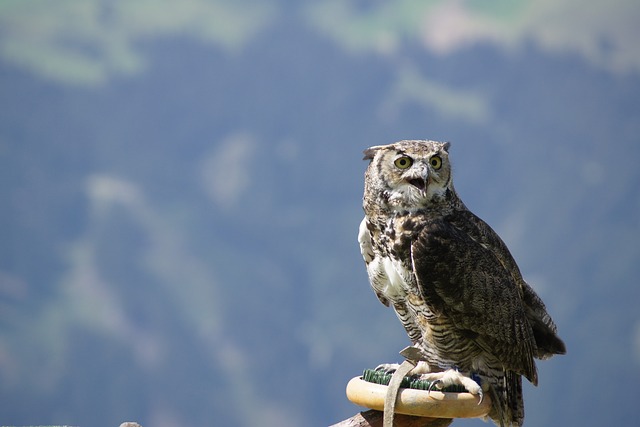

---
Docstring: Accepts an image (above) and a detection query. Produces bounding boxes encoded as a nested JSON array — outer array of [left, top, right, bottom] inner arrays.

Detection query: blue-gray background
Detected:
[[1, 1, 639, 426]]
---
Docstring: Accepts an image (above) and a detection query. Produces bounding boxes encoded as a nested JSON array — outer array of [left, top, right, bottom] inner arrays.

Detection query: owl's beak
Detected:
[[407, 163, 429, 192], [408, 177, 427, 192]]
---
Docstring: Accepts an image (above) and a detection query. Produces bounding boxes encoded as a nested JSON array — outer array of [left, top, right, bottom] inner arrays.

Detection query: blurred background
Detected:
[[1, 1, 639, 426]]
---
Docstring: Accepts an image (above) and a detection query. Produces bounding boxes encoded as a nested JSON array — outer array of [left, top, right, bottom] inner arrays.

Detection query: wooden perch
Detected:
[[330, 409, 452, 427]]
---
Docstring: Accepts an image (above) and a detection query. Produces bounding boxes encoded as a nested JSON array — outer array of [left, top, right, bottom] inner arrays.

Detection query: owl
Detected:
[[358, 140, 565, 426]]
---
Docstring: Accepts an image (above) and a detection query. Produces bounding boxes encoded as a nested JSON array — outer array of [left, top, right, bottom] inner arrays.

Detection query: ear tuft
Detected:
[[363, 146, 383, 161]]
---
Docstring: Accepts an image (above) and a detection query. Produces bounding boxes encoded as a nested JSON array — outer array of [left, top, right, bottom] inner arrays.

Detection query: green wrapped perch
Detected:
[[361, 369, 467, 393]]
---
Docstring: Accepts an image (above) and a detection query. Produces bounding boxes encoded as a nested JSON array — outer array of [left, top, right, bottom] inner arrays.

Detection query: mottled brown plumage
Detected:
[[358, 140, 565, 426]]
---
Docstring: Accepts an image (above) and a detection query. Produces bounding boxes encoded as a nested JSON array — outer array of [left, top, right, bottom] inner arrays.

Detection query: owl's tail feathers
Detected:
[[533, 325, 567, 359], [487, 371, 524, 427]]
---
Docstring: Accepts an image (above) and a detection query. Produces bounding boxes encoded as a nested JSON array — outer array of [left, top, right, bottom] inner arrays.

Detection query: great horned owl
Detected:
[[358, 140, 565, 426]]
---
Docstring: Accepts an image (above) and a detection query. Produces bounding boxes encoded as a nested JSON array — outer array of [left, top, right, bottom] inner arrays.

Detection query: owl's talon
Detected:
[[418, 369, 483, 398], [427, 379, 443, 393], [375, 363, 400, 374], [471, 373, 484, 404]]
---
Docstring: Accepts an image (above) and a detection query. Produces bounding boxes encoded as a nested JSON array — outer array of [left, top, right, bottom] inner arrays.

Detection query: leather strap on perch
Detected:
[[384, 358, 417, 427]]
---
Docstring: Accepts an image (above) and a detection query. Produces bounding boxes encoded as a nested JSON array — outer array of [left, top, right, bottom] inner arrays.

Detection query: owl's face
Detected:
[[364, 140, 453, 212]]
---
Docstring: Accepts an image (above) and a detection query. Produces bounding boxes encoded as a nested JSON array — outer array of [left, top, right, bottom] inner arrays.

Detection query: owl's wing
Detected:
[[358, 218, 374, 264], [358, 218, 391, 306], [451, 210, 566, 360], [411, 216, 538, 384]]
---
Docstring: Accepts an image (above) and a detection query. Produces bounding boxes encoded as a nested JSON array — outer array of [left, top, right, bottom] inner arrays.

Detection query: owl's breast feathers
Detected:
[[362, 209, 565, 385]]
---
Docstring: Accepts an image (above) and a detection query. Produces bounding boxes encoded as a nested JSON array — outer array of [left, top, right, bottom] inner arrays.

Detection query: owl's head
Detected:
[[363, 140, 456, 212]]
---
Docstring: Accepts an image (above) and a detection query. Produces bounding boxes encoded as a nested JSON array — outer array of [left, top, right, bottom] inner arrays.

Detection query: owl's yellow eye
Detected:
[[394, 156, 413, 169], [430, 155, 443, 170]]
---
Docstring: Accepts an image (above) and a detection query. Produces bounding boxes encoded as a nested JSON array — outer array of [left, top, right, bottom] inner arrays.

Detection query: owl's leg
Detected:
[[419, 369, 483, 399], [374, 360, 431, 374], [376, 346, 433, 374], [409, 361, 432, 375]]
